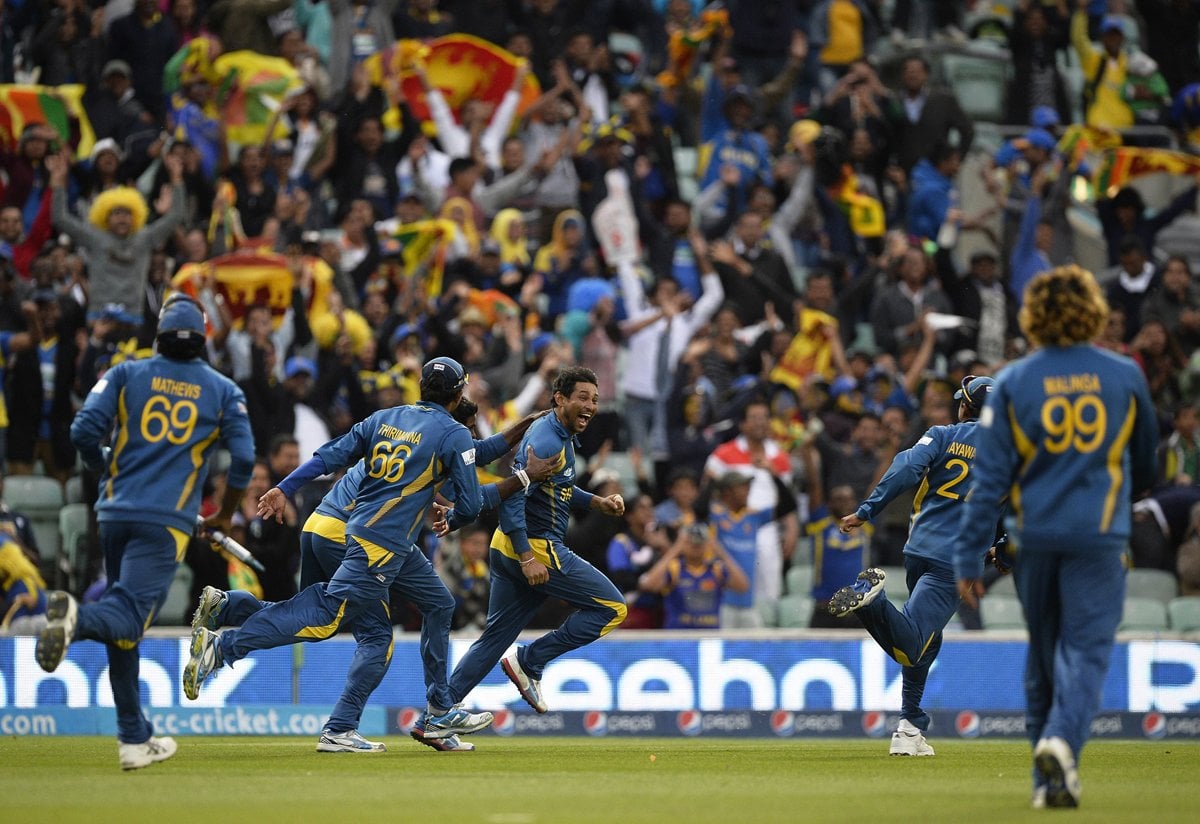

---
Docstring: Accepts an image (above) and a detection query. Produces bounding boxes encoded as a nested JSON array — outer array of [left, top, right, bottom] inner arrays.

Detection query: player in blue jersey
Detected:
[[954, 265, 1158, 810], [36, 295, 255, 770], [434, 366, 628, 713], [834, 373, 1006, 757], [183, 357, 495, 744], [191, 399, 555, 753]]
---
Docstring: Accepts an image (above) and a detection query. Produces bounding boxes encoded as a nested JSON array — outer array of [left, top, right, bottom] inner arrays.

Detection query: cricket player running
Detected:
[[436, 366, 628, 713], [955, 266, 1158, 809], [193, 399, 555, 752], [834, 373, 1007, 757], [37, 295, 255, 770], [183, 357, 493, 744]]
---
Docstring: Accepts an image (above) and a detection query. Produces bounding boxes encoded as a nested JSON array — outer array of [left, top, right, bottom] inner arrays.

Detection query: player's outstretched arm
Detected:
[[70, 362, 127, 472]]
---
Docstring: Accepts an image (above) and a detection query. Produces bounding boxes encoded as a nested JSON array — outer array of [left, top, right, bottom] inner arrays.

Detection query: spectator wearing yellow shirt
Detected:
[[1072, 3, 1133, 128], [1, 535, 46, 633], [811, 0, 880, 93]]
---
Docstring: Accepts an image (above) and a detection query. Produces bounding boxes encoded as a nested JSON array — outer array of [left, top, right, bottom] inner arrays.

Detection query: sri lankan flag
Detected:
[[1092, 147, 1200, 197], [391, 219, 457, 298], [365, 34, 540, 130], [832, 167, 885, 238], [0, 85, 95, 156], [170, 250, 336, 331], [769, 307, 840, 391], [1056, 124, 1121, 170], [656, 8, 730, 89]]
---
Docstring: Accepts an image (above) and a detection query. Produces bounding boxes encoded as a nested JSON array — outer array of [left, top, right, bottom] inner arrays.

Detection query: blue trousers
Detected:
[[854, 555, 959, 731], [217, 532, 456, 727], [447, 546, 626, 705], [75, 521, 187, 743], [1014, 548, 1124, 760]]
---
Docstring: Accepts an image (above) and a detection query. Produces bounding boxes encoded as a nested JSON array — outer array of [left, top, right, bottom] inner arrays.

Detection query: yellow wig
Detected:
[[310, 308, 373, 356], [439, 196, 480, 257], [1019, 265, 1109, 348], [88, 187, 149, 232], [490, 209, 530, 267]]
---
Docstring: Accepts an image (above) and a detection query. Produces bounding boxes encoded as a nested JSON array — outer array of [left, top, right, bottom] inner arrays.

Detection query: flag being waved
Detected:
[[0, 85, 95, 156], [1092, 146, 1200, 197]]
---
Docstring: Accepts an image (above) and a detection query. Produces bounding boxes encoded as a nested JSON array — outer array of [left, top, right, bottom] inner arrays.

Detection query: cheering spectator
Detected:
[[638, 522, 750, 630]]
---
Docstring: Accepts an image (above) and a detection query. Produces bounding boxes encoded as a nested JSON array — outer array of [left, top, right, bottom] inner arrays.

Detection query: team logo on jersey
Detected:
[[492, 709, 516, 736], [861, 711, 889, 738], [583, 711, 608, 736], [676, 710, 703, 736], [462, 448, 476, 466], [91, 378, 108, 394], [980, 406, 994, 427], [1142, 711, 1167, 739], [770, 710, 794, 737], [955, 710, 981, 738]]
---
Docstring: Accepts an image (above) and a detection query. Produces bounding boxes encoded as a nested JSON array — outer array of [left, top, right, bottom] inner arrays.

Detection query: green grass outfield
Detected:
[[3, 737, 1197, 823]]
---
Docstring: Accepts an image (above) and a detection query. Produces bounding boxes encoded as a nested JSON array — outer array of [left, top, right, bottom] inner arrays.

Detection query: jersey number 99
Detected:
[[1041, 394, 1107, 454], [140, 395, 198, 445], [368, 440, 411, 483]]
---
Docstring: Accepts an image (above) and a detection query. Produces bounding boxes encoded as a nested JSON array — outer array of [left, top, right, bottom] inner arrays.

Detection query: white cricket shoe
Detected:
[[316, 729, 386, 753], [890, 718, 935, 756], [501, 648, 547, 713], [119, 736, 177, 770], [36, 591, 78, 672], [1034, 736, 1081, 808]]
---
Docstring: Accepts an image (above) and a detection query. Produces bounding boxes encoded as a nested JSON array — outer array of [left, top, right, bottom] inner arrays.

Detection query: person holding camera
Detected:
[[638, 521, 750, 630]]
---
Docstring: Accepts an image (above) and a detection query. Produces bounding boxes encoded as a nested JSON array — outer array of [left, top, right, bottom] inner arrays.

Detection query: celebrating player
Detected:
[[834, 373, 1007, 757], [955, 265, 1158, 809], [192, 398, 556, 753], [182, 357, 494, 745], [37, 295, 255, 770], [435, 366, 627, 714]]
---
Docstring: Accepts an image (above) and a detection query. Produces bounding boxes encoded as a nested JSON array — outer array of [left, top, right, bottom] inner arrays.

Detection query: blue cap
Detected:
[[1100, 15, 1124, 35], [993, 140, 1019, 167], [390, 321, 421, 348], [953, 374, 995, 407], [156, 295, 205, 340], [284, 356, 317, 379], [530, 332, 555, 357], [1031, 105, 1060, 129], [830, 375, 859, 398], [1023, 128, 1056, 152], [420, 356, 467, 393]]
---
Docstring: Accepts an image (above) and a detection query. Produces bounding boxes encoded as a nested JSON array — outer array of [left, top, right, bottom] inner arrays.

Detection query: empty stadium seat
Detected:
[[58, 503, 91, 591], [777, 595, 814, 629], [160, 565, 195, 626], [756, 599, 778, 628], [987, 574, 1016, 598], [4, 475, 64, 514], [1125, 569, 1178, 604], [980, 595, 1026, 630], [879, 566, 909, 600], [1119, 597, 1169, 633], [785, 565, 813, 597], [65, 474, 85, 505], [1167, 597, 1200, 634]]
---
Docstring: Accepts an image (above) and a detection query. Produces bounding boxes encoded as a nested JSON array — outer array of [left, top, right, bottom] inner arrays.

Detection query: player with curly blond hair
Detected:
[[954, 265, 1159, 809]]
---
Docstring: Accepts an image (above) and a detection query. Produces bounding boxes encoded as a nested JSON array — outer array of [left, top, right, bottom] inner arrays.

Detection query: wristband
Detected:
[[520, 557, 537, 566], [516, 468, 531, 490]]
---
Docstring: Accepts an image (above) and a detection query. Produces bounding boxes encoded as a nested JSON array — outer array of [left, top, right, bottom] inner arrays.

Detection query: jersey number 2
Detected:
[[935, 458, 970, 500]]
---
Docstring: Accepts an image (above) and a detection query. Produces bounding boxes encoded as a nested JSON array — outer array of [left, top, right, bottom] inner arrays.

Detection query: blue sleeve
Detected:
[[755, 137, 774, 187], [955, 383, 1021, 579], [1009, 194, 1043, 295], [446, 481, 502, 532], [277, 456, 328, 498], [607, 536, 632, 572], [315, 413, 376, 472], [856, 428, 945, 521], [440, 424, 482, 522], [220, 383, 255, 490], [475, 432, 510, 465], [69, 363, 126, 472], [571, 485, 595, 511]]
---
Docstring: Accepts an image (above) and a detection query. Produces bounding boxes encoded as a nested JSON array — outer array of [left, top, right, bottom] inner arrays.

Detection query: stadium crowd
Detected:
[[2, 0, 1200, 634]]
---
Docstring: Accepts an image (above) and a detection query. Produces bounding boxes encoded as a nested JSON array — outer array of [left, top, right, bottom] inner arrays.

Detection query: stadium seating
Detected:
[[161, 565, 195, 626], [756, 599, 778, 628], [1119, 597, 1170, 633], [1167, 597, 1200, 635], [1125, 569, 1178, 604], [3, 475, 64, 560], [879, 566, 909, 600], [57, 503, 91, 592], [673, 147, 699, 202], [785, 565, 813, 597], [777, 595, 814, 629], [986, 574, 1016, 598], [980, 595, 1026, 630], [65, 474, 85, 505]]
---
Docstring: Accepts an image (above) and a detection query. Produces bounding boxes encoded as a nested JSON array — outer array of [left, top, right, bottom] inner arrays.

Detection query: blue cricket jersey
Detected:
[[710, 503, 772, 608], [71, 355, 255, 532], [661, 557, 728, 629], [492, 411, 595, 565], [807, 505, 871, 601], [955, 344, 1158, 579], [312, 402, 483, 550], [856, 421, 996, 568]]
